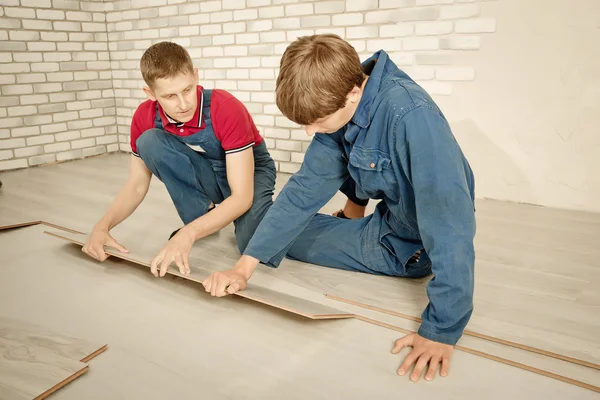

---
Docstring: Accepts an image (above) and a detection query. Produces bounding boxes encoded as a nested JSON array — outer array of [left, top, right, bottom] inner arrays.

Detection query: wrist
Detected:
[[234, 255, 259, 280]]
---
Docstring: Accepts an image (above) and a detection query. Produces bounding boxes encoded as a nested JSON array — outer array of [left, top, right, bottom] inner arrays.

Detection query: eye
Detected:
[[185, 87, 191, 92]]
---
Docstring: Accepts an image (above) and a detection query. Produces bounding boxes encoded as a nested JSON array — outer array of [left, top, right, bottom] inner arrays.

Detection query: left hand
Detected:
[[392, 333, 454, 382], [150, 228, 194, 277]]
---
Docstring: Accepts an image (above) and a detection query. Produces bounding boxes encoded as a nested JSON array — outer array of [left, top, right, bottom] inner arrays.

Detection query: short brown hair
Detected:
[[140, 41, 194, 88], [276, 34, 365, 125]]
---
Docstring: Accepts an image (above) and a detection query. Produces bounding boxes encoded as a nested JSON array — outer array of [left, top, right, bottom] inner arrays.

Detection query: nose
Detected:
[[305, 125, 318, 136], [177, 95, 188, 111]]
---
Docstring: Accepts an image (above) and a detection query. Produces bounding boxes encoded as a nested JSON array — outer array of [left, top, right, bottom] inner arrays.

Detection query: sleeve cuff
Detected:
[[243, 247, 284, 269], [417, 326, 461, 346]]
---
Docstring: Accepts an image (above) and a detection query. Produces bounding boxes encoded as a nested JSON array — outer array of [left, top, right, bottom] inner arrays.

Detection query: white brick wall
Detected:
[[0, 0, 116, 170], [1, 0, 497, 172]]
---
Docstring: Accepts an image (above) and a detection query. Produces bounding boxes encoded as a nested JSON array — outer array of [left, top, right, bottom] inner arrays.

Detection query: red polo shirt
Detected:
[[130, 86, 262, 156]]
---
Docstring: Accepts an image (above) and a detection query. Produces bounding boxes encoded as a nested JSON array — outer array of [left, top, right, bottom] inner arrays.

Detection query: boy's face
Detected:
[[143, 68, 199, 123], [304, 84, 363, 136]]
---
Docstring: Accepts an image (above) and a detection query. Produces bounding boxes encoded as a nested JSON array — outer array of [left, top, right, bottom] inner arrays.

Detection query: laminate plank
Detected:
[[44, 230, 354, 320]]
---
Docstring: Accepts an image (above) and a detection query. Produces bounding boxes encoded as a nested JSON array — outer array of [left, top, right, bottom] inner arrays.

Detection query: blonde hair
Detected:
[[140, 41, 194, 88], [276, 34, 365, 125]]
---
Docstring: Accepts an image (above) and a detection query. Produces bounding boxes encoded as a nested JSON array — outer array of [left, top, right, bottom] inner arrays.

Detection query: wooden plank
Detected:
[[44, 230, 354, 320], [0, 220, 40, 231], [0, 318, 93, 400]]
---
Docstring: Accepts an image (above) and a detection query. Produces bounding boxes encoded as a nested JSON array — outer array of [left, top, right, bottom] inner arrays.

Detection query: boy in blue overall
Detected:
[[83, 42, 276, 277], [203, 35, 476, 382]]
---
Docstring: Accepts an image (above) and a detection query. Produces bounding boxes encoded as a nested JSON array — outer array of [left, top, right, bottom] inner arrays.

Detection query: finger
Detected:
[[150, 252, 164, 277], [410, 353, 432, 382], [87, 246, 101, 261], [174, 254, 186, 275], [441, 357, 450, 377], [159, 253, 172, 277], [398, 348, 424, 376], [212, 275, 229, 297], [183, 252, 190, 274], [202, 274, 214, 292], [391, 334, 414, 354], [107, 237, 129, 253], [425, 356, 441, 381], [226, 281, 241, 294]]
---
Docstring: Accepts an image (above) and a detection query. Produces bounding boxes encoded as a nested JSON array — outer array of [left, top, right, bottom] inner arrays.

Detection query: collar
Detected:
[[350, 50, 389, 130], [159, 85, 203, 128]]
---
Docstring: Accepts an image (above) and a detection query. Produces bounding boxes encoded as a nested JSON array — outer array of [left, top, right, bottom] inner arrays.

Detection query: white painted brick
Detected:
[[380, 0, 417, 7], [67, 101, 92, 111], [224, 22, 246, 33], [76, 90, 102, 100], [417, 0, 453, 4], [234, 9, 258, 20], [82, 22, 105, 32], [38, 103, 66, 114], [388, 52, 414, 65], [279, 162, 300, 174], [178, 3, 200, 14], [0, 17, 20, 29], [402, 66, 435, 80], [247, 20, 271, 32], [0, 97, 18, 107], [379, 23, 414, 38], [45, 142, 71, 153], [83, 145, 107, 157], [262, 81, 276, 91], [200, 0, 221, 12], [3, 84, 33, 95], [12, 126, 40, 137], [37, 9, 65, 20], [41, 31, 68, 41], [53, 111, 79, 122], [202, 47, 224, 57], [24, 115, 52, 125], [13, 53, 42, 62], [189, 13, 210, 24], [0, 32, 7, 41], [9, 30, 39, 41], [21, 0, 51, 6], [107, 143, 120, 152], [97, 136, 118, 145], [57, 42, 82, 51], [274, 43, 288, 54], [53, 0, 80, 10], [416, 21, 454, 35], [201, 24, 221, 35], [420, 81, 452, 95], [81, 127, 105, 138], [251, 92, 275, 103], [71, 138, 96, 149], [14, 146, 42, 158], [93, 117, 115, 127], [248, 0, 270, 5], [261, 55, 280, 67], [366, 10, 402, 24], [6, 6, 35, 18], [74, 52, 98, 62], [367, 38, 402, 52], [31, 63, 60, 73], [44, 53, 72, 62], [291, 129, 313, 141], [8, 106, 37, 117], [259, 6, 284, 19], [269, 149, 290, 162], [28, 154, 56, 166], [0, 41, 27, 51], [276, 116, 300, 128], [53, 21, 81, 31], [48, 72, 74, 82], [399, 7, 439, 21], [55, 131, 80, 141], [238, 81, 262, 90], [315, 1, 345, 13], [276, 140, 302, 151], [223, 0, 246, 9], [28, 133, 55, 145], [211, 11, 233, 23], [159, 5, 177, 16], [346, 0, 377, 11], [273, 17, 300, 29], [455, 18, 496, 33], [27, 42, 56, 52], [415, 53, 452, 65], [291, 152, 305, 163], [440, 4, 480, 19], [0, 129, 9, 139], [261, 31, 286, 42], [179, 25, 199, 36], [122, 10, 140, 20], [347, 26, 378, 39], [237, 57, 261, 67], [224, 46, 248, 56], [403, 37, 439, 50], [253, 115, 275, 126], [87, 61, 111, 70], [286, 3, 313, 16], [34, 83, 62, 93], [93, 12, 105, 22], [264, 138, 275, 148], [21, 94, 49, 105], [264, 128, 290, 139], [66, 11, 93, 21], [214, 34, 236, 45], [0, 158, 27, 170], [301, 16, 331, 28], [286, 29, 313, 41], [225, 69, 248, 79], [56, 150, 82, 161], [2, 63, 30, 73], [440, 36, 480, 50], [436, 66, 475, 81], [0, 138, 25, 149], [236, 33, 260, 44], [116, 21, 133, 31], [0, 149, 12, 160]]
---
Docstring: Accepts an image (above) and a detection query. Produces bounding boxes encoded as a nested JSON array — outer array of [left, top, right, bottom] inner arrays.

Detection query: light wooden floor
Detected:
[[1, 153, 599, 399]]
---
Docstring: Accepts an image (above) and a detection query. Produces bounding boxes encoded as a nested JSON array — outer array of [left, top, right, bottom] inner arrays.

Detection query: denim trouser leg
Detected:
[[286, 204, 432, 278], [232, 141, 276, 253], [136, 129, 224, 225]]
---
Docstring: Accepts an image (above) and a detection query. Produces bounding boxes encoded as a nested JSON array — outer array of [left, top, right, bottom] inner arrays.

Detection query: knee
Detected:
[[136, 129, 168, 160]]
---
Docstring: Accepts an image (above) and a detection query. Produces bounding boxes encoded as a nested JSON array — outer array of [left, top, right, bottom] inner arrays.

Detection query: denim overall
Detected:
[[136, 89, 276, 252]]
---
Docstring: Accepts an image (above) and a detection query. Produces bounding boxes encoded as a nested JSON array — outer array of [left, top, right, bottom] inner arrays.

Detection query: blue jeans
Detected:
[[137, 128, 276, 253]]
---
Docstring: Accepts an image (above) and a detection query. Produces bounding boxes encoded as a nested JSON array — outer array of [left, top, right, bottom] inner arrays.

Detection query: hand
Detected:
[[202, 268, 249, 297], [392, 333, 453, 382], [82, 228, 129, 262], [150, 228, 194, 277]]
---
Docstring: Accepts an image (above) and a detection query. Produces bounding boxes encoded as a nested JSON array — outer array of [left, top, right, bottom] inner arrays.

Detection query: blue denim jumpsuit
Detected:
[[244, 51, 477, 346], [136, 89, 277, 253]]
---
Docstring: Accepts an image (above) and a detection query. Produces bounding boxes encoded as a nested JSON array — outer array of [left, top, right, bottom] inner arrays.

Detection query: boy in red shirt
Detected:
[[82, 42, 276, 277]]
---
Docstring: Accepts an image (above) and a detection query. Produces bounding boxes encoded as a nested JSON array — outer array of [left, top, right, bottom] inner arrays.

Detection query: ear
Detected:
[[143, 86, 157, 101], [347, 85, 361, 104], [193, 68, 199, 84]]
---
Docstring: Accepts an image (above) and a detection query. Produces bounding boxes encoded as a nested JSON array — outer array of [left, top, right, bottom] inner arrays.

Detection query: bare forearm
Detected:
[[185, 195, 252, 241], [95, 185, 147, 231]]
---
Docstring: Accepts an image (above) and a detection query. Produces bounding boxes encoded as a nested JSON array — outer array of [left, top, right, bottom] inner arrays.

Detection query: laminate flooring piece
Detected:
[[0, 317, 98, 400], [1, 224, 598, 400], [44, 230, 354, 320]]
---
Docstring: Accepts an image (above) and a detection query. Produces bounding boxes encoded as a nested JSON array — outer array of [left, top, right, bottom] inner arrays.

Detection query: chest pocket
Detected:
[[348, 147, 394, 198]]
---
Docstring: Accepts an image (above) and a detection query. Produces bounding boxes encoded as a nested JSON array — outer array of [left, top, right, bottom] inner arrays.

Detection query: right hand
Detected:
[[82, 228, 129, 262]]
